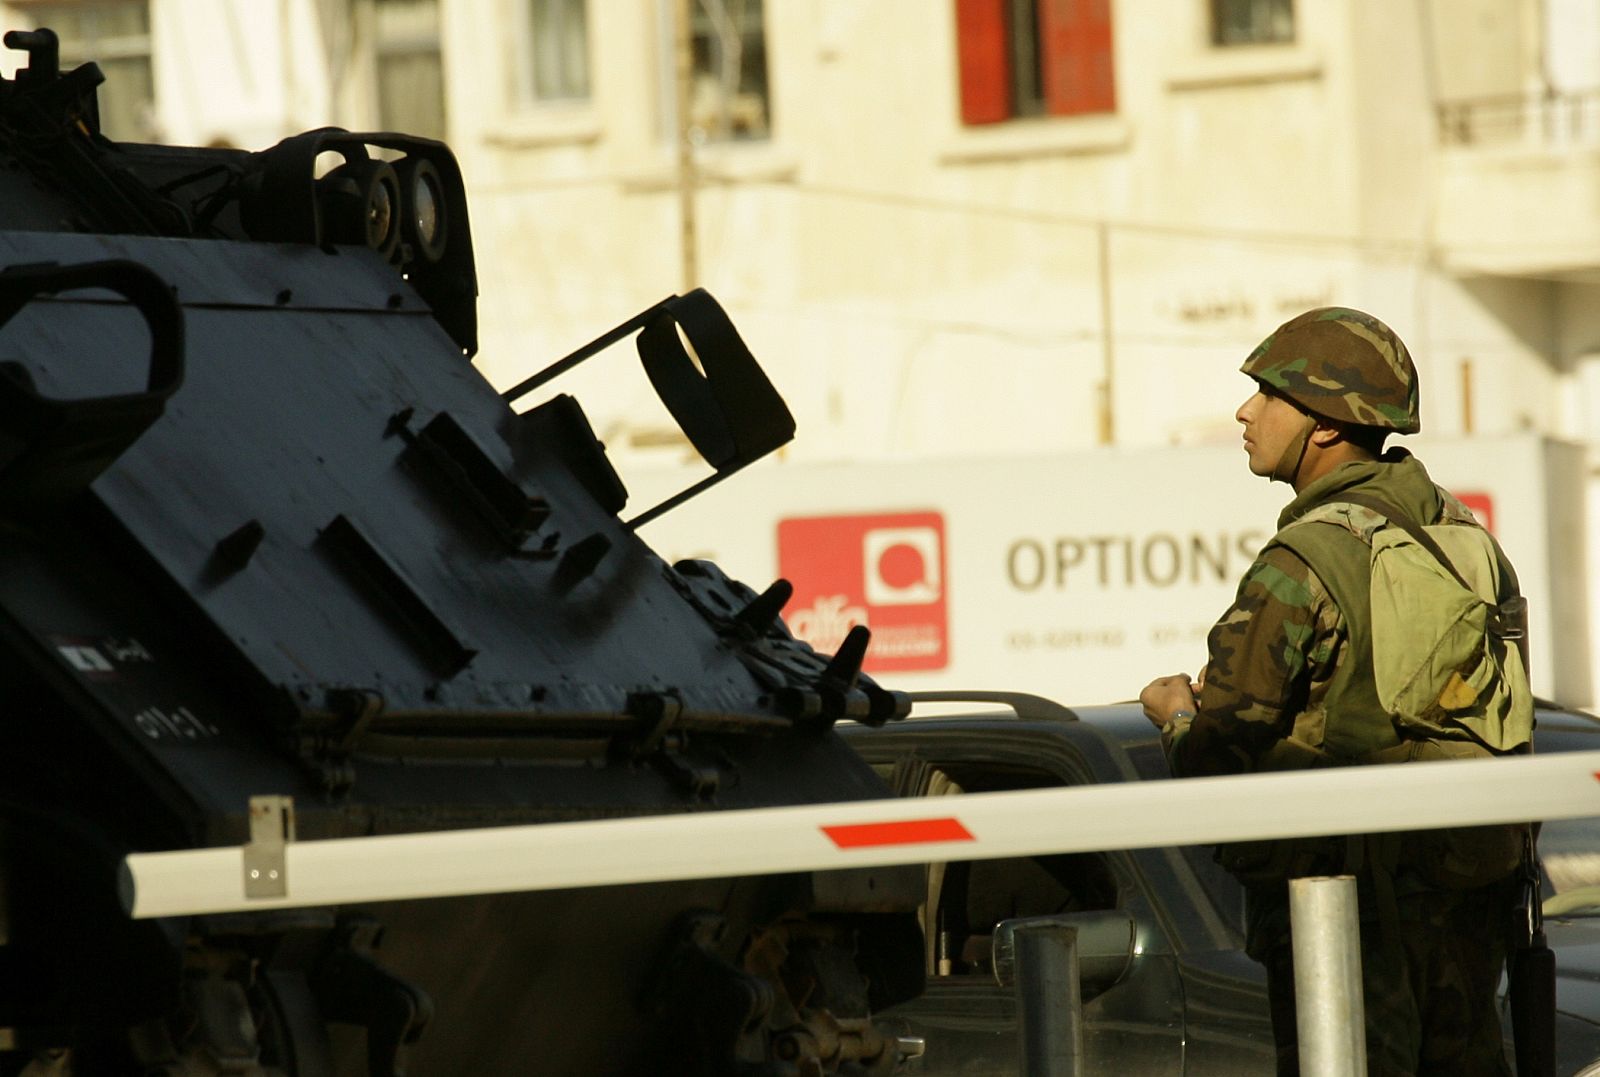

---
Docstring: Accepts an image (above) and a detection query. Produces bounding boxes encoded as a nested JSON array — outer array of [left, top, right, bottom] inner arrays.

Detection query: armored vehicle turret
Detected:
[[0, 29, 921, 1076]]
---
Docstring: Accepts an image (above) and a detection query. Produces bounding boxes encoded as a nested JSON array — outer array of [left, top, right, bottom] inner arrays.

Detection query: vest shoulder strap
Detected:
[[1267, 506, 1393, 760], [1269, 504, 1374, 640]]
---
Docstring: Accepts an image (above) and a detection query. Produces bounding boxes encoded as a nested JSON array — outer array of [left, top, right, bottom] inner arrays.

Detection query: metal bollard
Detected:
[[1290, 875, 1367, 1076], [1013, 921, 1083, 1077]]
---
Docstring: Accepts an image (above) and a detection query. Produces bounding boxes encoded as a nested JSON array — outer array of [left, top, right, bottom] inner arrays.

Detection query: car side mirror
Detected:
[[991, 909, 1137, 999]]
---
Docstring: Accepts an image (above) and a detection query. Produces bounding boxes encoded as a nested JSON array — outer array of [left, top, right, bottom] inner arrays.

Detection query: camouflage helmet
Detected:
[[1239, 307, 1420, 434]]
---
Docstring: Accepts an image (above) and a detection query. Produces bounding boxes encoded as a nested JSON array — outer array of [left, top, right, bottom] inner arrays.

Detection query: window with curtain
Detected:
[[1210, 0, 1295, 46], [22, 0, 155, 142], [954, 0, 1116, 126], [375, 0, 447, 140], [688, 0, 770, 141], [524, 0, 591, 102]]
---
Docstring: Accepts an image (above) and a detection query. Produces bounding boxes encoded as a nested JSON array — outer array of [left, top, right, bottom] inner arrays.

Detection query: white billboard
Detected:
[[629, 436, 1590, 707]]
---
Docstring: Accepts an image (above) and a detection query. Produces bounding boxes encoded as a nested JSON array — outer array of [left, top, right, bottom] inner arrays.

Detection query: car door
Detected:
[[854, 720, 1187, 1076], [1113, 731, 1276, 1074]]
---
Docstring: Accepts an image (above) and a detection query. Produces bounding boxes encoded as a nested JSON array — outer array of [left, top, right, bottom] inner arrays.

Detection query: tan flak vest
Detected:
[[1216, 483, 1533, 890], [1272, 492, 1531, 762]]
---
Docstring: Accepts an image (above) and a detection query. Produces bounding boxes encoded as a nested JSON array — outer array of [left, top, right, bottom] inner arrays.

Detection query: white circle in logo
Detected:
[[863, 526, 941, 606]]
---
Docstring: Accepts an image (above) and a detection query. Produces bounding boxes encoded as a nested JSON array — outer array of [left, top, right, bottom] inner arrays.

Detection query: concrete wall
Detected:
[[0, 0, 1575, 453], [429, 0, 1576, 467]]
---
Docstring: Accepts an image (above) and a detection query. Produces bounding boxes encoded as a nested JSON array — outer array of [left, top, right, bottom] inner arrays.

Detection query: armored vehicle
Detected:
[[0, 29, 923, 1076]]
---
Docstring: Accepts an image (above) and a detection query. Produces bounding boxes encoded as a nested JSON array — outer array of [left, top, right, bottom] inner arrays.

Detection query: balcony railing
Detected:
[[1438, 88, 1600, 148]]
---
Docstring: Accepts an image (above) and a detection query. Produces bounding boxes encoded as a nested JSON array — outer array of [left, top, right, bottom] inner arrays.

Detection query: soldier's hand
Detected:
[[1140, 674, 1197, 729]]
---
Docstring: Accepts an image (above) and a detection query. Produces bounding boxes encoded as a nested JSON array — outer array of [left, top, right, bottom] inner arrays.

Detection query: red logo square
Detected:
[[777, 512, 948, 672]]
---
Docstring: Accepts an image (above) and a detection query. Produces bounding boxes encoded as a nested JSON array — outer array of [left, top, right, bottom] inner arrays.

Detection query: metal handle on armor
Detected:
[[499, 288, 795, 530], [0, 258, 185, 500]]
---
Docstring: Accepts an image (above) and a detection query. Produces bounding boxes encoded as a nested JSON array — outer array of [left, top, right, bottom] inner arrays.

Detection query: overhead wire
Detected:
[[464, 166, 1427, 257]]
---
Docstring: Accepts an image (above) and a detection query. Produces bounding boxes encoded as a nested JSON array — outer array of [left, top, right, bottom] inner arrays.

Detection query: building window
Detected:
[[955, 0, 1115, 126], [1211, 0, 1294, 46], [689, 0, 770, 141], [375, 0, 447, 140], [523, 0, 591, 102], [22, 0, 155, 141]]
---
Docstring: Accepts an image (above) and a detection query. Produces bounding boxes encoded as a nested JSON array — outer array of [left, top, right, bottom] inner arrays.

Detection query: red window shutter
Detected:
[[1040, 0, 1116, 116], [955, 0, 1012, 125]]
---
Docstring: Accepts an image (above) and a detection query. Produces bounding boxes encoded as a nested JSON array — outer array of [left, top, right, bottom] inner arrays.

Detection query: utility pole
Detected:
[[673, 0, 699, 293], [1097, 221, 1116, 445]]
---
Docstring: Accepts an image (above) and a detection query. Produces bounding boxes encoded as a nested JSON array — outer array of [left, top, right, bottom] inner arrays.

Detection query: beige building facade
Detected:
[[3, 0, 1598, 698]]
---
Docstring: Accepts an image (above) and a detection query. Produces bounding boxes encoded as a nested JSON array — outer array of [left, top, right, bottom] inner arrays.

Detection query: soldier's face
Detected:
[[1236, 388, 1306, 477]]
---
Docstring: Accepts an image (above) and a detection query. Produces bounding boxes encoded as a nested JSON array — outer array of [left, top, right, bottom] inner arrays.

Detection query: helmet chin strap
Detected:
[[1270, 412, 1319, 485]]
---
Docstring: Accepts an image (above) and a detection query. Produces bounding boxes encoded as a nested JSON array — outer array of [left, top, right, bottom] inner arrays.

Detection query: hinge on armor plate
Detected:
[[242, 795, 295, 899], [625, 692, 721, 799]]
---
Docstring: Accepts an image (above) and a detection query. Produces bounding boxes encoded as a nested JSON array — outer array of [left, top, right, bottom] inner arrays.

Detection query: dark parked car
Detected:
[[840, 693, 1600, 1075]]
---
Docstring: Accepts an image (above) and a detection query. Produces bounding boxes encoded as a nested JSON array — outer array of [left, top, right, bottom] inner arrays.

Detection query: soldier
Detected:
[[1140, 307, 1529, 1077]]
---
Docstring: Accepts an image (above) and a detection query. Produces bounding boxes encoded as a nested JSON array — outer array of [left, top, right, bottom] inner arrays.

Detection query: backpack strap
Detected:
[[1326, 492, 1472, 590], [1331, 491, 1529, 653]]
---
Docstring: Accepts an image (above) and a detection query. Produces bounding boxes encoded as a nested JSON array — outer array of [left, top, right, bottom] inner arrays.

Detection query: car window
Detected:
[[1539, 816, 1600, 908], [1122, 738, 1172, 783], [918, 763, 1120, 979], [1532, 721, 1600, 915]]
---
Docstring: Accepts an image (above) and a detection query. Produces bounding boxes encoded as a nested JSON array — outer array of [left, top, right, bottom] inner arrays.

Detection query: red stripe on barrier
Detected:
[[822, 817, 974, 849]]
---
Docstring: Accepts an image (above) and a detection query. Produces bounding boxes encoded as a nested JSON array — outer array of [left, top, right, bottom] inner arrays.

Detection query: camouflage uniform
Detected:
[[1161, 308, 1519, 1077]]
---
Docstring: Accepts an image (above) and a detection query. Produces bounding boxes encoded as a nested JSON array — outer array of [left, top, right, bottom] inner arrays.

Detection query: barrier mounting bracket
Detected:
[[242, 795, 295, 899]]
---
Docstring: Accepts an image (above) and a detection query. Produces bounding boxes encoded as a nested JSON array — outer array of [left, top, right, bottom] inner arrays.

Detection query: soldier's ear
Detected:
[[1316, 421, 1385, 457], [1309, 420, 1344, 448]]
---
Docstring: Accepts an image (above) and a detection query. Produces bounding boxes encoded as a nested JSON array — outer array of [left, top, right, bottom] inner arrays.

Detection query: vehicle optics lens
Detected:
[[367, 177, 395, 249], [413, 171, 439, 248], [314, 158, 402, 259], [399, 157, 449, 263]]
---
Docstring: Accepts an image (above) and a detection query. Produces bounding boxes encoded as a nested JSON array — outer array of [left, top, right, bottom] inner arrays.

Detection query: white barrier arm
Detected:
[[121, 749, 1600, 919]]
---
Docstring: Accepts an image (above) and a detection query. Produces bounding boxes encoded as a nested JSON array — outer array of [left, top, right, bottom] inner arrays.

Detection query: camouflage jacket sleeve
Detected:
[[1162, 543, 1343, 777]]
